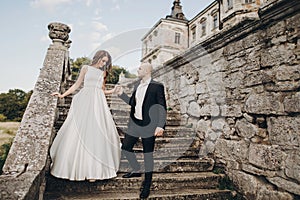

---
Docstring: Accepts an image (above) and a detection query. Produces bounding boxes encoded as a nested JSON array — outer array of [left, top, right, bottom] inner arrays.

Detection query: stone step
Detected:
[[121, 148, 200, 160], [45, 172, 225, 195], [113, 118, 181, 127], [54, 122, 195, 139], [44, 189, 233, 200], [119, 136, 198, 147], [116, 125, 195, 137], [119, 158, 214, 173], [56, 113, 181, 125]]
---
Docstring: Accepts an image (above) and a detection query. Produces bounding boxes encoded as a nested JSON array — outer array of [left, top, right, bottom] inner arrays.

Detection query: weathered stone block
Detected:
[[206, 72, 225, 93], [0, 171, 41, 200], [199, 104, 220, 117], [187, 101, 201, 117], [285, 150, 300, 182], [276, 65, 300, 81], [229, 169, 294, 200], [284, 92, 300, 113], [220, 104, 242, 117], [267, 176, 300, 196], [244, 92, 284, 115], [224, 71, 245, 89], [214, 139, 249, 161], [242, 164, 277, 177], [267, 116, 300, 147], [211, 118, 225, 131], [261, 44, 296, 67], [196, 81, 207, 94], [243, 71, 263, 87], [235, 118, 259, 139], [249, 143, 286, 170]]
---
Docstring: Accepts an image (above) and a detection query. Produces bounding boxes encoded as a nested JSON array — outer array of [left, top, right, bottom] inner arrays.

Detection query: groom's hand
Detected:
[[115, 85, 123, 95], [154, 127, 164, 137]]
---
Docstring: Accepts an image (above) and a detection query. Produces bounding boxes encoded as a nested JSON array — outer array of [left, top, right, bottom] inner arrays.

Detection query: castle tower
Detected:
[[141, 0, 188, 68], [167, 0, 187, 20]]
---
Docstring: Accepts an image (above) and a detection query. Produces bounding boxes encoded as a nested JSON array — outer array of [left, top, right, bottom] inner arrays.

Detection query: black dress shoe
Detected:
[[140, 186, 150, 199], [122, 171, 142, 178]]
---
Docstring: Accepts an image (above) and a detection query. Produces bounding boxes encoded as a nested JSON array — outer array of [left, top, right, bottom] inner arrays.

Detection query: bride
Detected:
[[50, 50, 121, 182]]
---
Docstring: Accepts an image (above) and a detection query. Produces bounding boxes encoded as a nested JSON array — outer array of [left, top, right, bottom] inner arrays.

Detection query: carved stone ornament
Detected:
[[48, 22, 71, 42]]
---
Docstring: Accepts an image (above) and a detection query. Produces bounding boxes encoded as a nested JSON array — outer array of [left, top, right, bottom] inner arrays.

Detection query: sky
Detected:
[[0, 0, 214, 93]]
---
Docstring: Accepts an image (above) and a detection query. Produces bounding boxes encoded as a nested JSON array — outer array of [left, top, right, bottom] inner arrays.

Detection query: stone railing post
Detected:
[[0, 22, 71, 200]]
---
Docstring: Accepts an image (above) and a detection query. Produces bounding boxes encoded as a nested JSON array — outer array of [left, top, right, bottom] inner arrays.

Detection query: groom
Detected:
[[116, 62, 167, 199]]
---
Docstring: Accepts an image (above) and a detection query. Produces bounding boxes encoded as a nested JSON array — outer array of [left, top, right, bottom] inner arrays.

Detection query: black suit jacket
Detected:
[[119, 79, 167, 137]]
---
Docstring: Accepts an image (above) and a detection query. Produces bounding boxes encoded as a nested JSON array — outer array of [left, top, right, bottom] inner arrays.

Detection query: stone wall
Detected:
[[152, 0, 299, 199], [0, 22, 71, 200]]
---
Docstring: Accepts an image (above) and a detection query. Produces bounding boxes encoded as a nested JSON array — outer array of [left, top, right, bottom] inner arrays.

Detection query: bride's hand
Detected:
[[114, 85, 123, 95], [51, 92, 63, 98]]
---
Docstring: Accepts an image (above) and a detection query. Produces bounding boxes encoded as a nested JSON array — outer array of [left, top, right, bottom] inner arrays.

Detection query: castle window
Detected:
[[153, 30, 158, 36], [227, 0, 233, 10], [200, 20, 206, 37], [245, 0, 253, 3], [149, 35, 152, 42], [191, 25, 196, 40], [212, 14, 218, 30], [144, 41, 148, 54], [175, 32, 180, 44]]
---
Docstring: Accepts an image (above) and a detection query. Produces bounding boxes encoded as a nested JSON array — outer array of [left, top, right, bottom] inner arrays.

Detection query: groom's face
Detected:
[[137, 65, 147, 78]]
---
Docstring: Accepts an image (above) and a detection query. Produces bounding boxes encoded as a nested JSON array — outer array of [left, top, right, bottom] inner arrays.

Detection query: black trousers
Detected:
[[121, 133, 155, 183]]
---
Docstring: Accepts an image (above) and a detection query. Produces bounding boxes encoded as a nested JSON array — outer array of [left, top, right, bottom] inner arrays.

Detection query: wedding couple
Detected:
[[50, 50, 167, 199]]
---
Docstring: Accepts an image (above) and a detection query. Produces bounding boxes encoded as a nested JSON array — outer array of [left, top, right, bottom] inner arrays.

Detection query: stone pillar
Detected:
[[0, 22, 72, 200], [48, 22, 72, 91], [48, 22, 71, 50]]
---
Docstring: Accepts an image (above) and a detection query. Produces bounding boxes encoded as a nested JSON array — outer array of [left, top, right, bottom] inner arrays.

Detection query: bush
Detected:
[[0, 114, 6, 122], [0, 140, 12, 174]]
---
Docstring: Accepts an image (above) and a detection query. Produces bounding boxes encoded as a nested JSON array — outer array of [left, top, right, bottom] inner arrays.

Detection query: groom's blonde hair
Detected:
[[141, 62, 153, 74]]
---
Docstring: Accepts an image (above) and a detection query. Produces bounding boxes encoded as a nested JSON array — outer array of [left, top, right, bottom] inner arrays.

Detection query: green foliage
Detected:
[[70, 57, 137, 84], [70, 57, 92, 80], [0, 114, 7, 122], [106, 65, 137, 84], [213, 167, 225, 174], [106, 65, 127, 84], [219, 176, 235, 190], [0, 89, 32, 121], [0, 140, 12, 174]]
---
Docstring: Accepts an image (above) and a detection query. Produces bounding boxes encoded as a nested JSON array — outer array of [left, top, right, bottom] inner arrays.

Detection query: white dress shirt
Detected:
[[134, 78, 151, 120]]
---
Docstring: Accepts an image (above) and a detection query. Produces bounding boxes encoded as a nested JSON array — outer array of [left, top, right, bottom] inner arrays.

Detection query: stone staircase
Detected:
[[44, 82, 234, 200]]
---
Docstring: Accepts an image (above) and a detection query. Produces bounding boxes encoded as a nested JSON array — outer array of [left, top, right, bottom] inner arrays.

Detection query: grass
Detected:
[[0, 122, 19, 174], [0, 139, 13, 174], [0, 122, 19, 146]]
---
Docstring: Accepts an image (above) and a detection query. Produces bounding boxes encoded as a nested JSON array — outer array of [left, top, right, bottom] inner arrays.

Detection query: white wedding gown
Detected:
[[50, 65, 121, 181]]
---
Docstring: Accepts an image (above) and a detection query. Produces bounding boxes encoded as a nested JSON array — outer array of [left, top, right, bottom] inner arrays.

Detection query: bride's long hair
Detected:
[[91, 50, 112, 85]]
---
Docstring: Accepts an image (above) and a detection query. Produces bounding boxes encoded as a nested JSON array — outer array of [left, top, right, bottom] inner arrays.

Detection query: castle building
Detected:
[[141, 0, 264, 68]]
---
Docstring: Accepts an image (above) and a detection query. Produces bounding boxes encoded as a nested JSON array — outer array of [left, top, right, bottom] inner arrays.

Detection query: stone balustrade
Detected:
[[0, 22, 71, 200]]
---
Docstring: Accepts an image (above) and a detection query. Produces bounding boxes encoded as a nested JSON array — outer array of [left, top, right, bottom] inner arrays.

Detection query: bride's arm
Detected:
[[51, 66, 87, 98], [103, 87, 116, 95], [103, 71, 117, 95]]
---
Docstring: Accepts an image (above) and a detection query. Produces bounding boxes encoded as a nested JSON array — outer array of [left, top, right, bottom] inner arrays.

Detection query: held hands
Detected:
[[114, 85, 124, 95], [154, 127, 164, 137], [51, 92, 64, 98]]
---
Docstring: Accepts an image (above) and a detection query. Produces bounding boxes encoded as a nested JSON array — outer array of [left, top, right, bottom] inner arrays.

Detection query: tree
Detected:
[[0, 140, 12, 174], [106, 65, 137, 84], [70, 57, 91, 80], [106, 65, 126, 84], [0, 89, 32, 121], [70, 57, 136, 84], [0, 114, 7, 122]]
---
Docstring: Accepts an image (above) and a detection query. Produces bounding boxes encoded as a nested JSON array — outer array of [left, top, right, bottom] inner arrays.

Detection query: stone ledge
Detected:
[[0, 171, 42, 200]]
